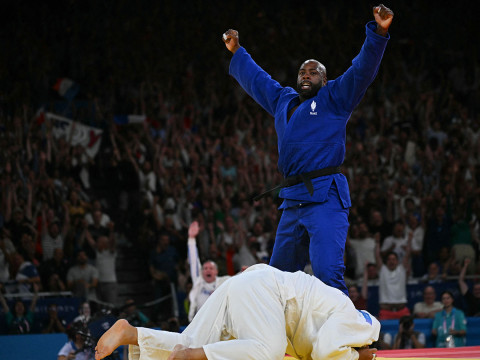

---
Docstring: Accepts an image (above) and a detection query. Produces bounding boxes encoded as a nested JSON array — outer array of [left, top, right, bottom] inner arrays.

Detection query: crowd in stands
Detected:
[[1, 0, 479, 350]]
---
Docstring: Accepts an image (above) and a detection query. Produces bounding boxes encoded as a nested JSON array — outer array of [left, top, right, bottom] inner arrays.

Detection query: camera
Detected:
[[400, 316, 413, 331], [67, 321, 96, 355]]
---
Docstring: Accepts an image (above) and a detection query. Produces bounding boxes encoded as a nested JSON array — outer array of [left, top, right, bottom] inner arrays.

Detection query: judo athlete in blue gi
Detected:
[[223, 4, 394, 295]]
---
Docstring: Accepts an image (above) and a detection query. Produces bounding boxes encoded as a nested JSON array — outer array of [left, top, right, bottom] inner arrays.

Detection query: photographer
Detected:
[[393, 315, 425, 349], [57, 321, 95, 360]]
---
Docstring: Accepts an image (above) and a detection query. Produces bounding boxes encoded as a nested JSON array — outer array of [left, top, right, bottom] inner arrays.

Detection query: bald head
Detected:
[[297, 60, 327, 101]]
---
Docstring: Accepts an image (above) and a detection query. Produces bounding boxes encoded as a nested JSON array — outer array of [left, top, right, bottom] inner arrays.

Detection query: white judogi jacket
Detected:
[[130, 264, 380, 360]]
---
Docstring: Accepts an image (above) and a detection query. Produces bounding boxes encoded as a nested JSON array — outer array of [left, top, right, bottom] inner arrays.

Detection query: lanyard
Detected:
[[442, 309, 455, 333]]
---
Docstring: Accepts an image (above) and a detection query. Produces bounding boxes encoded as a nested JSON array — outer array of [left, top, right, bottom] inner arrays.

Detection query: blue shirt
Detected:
[[432, 308, 467, 347]]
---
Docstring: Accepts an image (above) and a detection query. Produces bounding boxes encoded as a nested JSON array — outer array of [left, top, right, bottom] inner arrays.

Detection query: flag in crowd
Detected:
[[45, 112, 103, 158], [52, 78, 80, 101]]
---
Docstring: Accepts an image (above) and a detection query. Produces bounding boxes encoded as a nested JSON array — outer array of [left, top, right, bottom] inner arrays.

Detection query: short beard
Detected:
[[297, 83, 322, 99]]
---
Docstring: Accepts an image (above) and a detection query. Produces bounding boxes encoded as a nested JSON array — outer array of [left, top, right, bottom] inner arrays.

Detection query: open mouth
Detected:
[[301, 81, 312, 89]]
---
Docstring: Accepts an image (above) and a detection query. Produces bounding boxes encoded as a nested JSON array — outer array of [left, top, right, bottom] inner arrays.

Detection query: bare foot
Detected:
[[95, 319, 137, 360]]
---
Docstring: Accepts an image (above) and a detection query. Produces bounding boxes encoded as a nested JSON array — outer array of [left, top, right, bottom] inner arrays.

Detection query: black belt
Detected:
[[253, 166, 342, 201]]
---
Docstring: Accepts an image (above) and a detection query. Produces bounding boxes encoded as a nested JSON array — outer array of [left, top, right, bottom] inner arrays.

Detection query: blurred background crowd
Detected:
[[0, 0, 479, 347]]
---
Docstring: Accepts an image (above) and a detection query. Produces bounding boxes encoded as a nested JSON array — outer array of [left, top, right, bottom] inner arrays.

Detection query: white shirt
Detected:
[[413, 301, 443, 317], [406, 225, 425, 252], [348, 237, 376, 279], [42, 233, 64, 261], [379, 264, 407, 304], [84, 213, 111, 227], [95, 249, 117, 283]]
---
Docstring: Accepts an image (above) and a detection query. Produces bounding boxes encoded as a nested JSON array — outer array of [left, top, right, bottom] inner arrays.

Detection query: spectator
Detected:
[[148, 232, 179, 321], [66, 251, 99, 301], [380, 221, 409, 263], [84, 211, 114, 262], [392, 315, 425, 349], [405, 213, 425, 278], [458, 258, 480, 316], [347, 222, 376, 280], [450, 196, 477, 272], [39, 247, 70, 292], [0, 229, 15, 284], [41, 206, 70, 261], [66, 189, 89, 220], [215, 215, 240, 255], [72, 301, 92, 325], [232, 233, 262, 273], [86, 232, 117, 306], [57, 321, 95, 360], [369, 209, 393, 245], [187, 221, 230, 322], [413, 285, 443, 319], [126, 146, 157, 207], [432, 291, 467, 348], [41, 303, 67, 334], [375, 234, 411, 320], [424, 207, 452, 266], [119, 299, 152, 328], [0, 283, 39, 334], [4, 206, 32, 249], [84, 200, 111, 227], [348, 262, 369, 311], [8, 251, 42, 294], [366, 262, 379, 285], [419, 262, 445, 284]]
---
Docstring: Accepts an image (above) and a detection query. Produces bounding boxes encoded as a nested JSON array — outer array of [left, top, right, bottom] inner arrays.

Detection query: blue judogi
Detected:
[[229, 21, 389, 294]]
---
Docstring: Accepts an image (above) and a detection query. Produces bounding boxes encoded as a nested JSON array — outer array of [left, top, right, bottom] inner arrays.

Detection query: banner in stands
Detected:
[[0, 297, 81, 334], [46, 112, 103, 158]]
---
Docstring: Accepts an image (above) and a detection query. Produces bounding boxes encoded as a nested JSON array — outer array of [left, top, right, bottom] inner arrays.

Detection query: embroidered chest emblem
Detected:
[[310, 100, 317, 115]]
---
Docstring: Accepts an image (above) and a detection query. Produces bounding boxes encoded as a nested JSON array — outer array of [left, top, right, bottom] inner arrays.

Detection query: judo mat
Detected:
[[283, 346, 480, 360], [376, 346, 480, 359]]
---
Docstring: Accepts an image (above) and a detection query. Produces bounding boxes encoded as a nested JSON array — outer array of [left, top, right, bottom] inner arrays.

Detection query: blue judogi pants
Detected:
[[269, 185, 349, 295]]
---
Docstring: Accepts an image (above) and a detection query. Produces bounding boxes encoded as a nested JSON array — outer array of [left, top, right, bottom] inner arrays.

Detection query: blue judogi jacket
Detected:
[[229, 21, 389, 208]]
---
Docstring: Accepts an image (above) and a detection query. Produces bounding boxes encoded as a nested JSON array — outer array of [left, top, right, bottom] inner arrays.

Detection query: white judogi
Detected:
[[129, 264, 380, 360]]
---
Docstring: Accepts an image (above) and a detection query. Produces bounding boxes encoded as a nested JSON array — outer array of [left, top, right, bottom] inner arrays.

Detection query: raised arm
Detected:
[[222, 29, 240, 54], [85, 228, 97, 251], [373, 4, 394, 37], [402, 232, 412, 276], [458, 258, 470, 296], [329, 4, 393, 113], [187, 221, 202, 283], [223, 29, 286, 117], [29, 283, 39, 312]]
